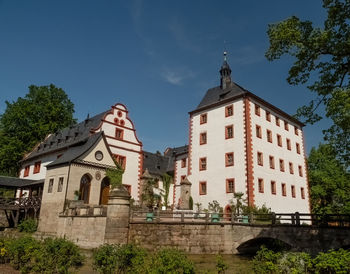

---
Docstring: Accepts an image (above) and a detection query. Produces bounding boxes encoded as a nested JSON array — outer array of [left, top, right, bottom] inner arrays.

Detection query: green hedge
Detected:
[[0, 236, 84, 273]]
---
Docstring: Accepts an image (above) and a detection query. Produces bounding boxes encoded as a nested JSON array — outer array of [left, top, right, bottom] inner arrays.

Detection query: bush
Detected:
[[93, 243, 147, 274], [313, 248, 350, 274], [277, 252, 312, 273], [5, 236, 84, 273], [149, 248, 195, 274], [252, 246, 281, 273], [17, 218, 37, 233], [216, 255, 228, 274]]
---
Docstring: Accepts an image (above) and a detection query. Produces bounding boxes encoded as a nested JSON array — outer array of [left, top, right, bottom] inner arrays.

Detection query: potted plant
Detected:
[[73, 190, 80, 200], [208, 200, 223, 223]]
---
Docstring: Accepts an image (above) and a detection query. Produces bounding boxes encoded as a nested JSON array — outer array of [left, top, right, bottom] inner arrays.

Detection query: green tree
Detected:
[[161, 173, 173, 208], [0, 84, 75, 176], [265, 0, 350, 167], [308, 143, 350, 214]]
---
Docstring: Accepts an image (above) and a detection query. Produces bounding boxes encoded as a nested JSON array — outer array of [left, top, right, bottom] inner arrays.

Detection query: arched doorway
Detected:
[[99, 177, 110, 205], [79, 174, 92, 204], [224, 205, 232, 221]]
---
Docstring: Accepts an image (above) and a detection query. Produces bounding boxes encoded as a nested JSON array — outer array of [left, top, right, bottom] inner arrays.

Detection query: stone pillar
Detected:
[[179, 178, 192, 210], [104, 186, 131, 244]]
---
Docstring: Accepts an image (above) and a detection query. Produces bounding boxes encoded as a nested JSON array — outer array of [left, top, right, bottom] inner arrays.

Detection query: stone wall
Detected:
[[128, 222, 350, 254], [57, 216, 107, 249]]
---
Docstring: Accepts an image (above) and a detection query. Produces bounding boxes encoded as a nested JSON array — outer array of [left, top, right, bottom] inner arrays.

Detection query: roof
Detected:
[[0, 176, 44, 188], [164, 145, 188, 157], [46, 132, 104, 168], [195, 83, 248, 110], [190, 79, 304, 127], [143, 151, 172, 176], [23, 110, 108, 162]]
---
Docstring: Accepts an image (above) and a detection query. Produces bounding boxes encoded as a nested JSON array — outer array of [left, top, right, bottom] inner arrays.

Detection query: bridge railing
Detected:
[[130, 210, 350, 228], [0, 197, 42, 210]]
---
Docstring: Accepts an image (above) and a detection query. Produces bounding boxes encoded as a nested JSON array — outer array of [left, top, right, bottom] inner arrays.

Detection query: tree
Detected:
[[265, 0, 350, 167], [105, 163, 124, 189], [308, 144, 350, 214], [161, 173, 173, 208], [0, 84, 75, 176]]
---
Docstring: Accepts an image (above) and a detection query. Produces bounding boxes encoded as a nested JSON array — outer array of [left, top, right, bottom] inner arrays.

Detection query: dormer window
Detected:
[[33, 161, 41, 174]]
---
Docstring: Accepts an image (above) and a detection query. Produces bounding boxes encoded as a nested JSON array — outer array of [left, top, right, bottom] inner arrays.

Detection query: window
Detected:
[[48, 178, 54, 193], [24, 165, 30, 177], [282, 183, 287, 196], [181, 158, 186, 168], [291, 185, 296, 198], [199, 181, 207, 195], [57, 177, 64, 192], [269, 156, 275, 169], [114, 154, 126, 169], [33, 161, 41, 174], [200, 113, 207, 124], [225, 105, 233, 117], [277, 134, 282, 147], [257, 152, 263, 166], [199, 157, 207, 171], [276, 117, 280, 126], [296, 143, 301, 154], [255, 104, 261, 116], [279, 159, 285, 172], [301, 187, 305, 199], [123, 184, 131, 195], [225, 125, 234, 139], [286, 138, 291, 150], [225, 152, 234, 167], [256, 125, 262, 138], [200, 132, 207, 145], [289, 162, 294, 174], [115, 128, 124, 140], [266, 111, 271, 122], [258, 178, 264, 193], [267, 130, 272, 143], [226, 178, 235, 193], [298, 165, 303, 177], [271, 181, 276, 195], [294, 126, 299, 136], [180, 175, 186, 182], [284, 121, 289, 131]]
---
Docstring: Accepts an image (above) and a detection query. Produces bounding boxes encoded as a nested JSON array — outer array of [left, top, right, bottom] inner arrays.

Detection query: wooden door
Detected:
[[100, 178, 110, 205]]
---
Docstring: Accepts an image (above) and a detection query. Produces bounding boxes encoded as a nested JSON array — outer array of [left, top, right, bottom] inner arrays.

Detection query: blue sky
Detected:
[[0, 0, 329, 153]]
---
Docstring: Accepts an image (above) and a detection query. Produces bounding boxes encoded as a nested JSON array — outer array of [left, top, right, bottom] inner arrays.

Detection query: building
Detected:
[[186, 54, 310, 215], [10, 55, 310, 221]]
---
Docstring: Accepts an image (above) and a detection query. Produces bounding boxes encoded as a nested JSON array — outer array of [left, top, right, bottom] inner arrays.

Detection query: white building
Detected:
[[186, 55, 310, 214]]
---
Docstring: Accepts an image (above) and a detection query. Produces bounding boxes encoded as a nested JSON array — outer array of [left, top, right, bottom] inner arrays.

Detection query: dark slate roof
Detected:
[[0, 176, 44, 188], [195, 82, 248, 110], [143, 151, 171, 176], [23, 111, 108, 162], [164, 145, 188, 157], [46, 132, 104, 168]]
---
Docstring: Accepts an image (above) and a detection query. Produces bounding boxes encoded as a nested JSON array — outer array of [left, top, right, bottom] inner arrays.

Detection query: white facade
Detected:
[[187, 96, 310, 214]]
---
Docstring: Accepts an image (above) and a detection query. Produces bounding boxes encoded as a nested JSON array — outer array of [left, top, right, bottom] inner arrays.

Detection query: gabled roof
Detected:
[[46, 132, 106, 168], [164, 145, 188, 157], [0, 176, 44, 188], [143, 151, 171, 177], [23, 111, 108, 162]]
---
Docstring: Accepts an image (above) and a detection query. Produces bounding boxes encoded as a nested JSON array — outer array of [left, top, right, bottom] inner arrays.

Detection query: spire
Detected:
[[220, 51, 232, 89]]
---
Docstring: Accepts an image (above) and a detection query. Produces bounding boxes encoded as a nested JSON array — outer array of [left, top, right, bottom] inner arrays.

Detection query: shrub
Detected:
[[277, 252, 312, 273], [5, 236, 84, 273], [93, 243, 147, 274], [149, 248, 195, 274], [31, 237, 84, 273], [313, 248, 350, 274], [216, 255, 228, 274], [252, 246, 281, 273], [17, 218, 37, 233], [6, 236, 41, 272]]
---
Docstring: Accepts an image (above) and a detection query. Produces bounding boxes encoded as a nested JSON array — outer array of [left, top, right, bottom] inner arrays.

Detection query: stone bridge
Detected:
[[128, 222, 350, 255]]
